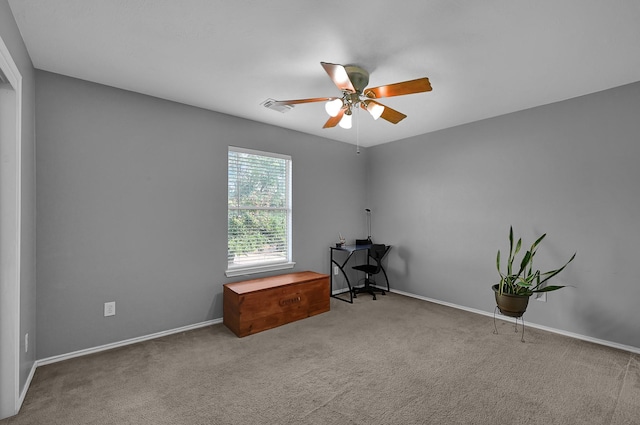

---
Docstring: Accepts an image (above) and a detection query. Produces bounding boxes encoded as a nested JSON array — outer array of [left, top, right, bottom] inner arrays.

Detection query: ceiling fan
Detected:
[[271, 62, 432, 129]]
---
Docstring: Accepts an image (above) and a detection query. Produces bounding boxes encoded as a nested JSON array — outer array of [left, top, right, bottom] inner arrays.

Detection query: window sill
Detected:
[[225, 261, 296, 278]]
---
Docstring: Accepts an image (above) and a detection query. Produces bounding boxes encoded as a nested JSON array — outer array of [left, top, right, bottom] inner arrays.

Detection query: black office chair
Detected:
[[352, 244, 389, 300]]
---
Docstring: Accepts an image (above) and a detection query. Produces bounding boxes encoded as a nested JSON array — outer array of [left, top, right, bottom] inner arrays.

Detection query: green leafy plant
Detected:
[[496, 226, 576, 296]]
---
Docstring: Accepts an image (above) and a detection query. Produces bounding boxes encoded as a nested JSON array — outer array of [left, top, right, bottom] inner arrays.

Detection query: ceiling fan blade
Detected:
[[321, 62, 356, 93], [364, 77, 432, 99], [380, 107, 407, 124], [323, 108, 345, 128], [368, 100, 407, 124], [271, 97, 338, 106]]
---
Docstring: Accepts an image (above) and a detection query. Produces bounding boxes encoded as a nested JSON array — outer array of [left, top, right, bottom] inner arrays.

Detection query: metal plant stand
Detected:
[[493, 306, 526, 343]]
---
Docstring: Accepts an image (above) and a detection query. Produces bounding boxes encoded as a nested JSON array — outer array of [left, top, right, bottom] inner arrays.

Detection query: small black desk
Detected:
[[330, 244, 390, 303]]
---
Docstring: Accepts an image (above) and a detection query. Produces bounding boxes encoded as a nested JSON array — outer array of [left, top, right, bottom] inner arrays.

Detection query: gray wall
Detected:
[[33, 59, 640, 357], [35, 71, 368, 359], [369, 81, 640, 349], [0, 0, 37, 398]]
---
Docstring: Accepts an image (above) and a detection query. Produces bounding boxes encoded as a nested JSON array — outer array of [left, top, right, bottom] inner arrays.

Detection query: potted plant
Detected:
[[494, 226, 576, 317]]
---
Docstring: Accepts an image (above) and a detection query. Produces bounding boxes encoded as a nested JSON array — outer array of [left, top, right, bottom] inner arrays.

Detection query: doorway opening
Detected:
[[0, 35, 22, 420]]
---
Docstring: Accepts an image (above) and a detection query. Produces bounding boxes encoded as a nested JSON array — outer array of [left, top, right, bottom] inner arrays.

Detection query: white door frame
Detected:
[[0, 34, 22, 420]]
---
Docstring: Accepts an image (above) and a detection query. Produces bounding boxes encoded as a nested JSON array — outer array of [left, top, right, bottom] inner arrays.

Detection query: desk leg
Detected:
[[377, 265, 390, 292], [371, 246, 391, 292], [330, 252, 354, 303]]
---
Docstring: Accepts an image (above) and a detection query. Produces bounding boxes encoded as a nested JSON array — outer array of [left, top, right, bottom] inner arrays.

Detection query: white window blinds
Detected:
[[227, 147, 293, 276]]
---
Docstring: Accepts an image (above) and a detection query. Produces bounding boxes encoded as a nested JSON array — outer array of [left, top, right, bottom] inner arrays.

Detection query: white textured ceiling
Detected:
[[8, 0, 640, 147]]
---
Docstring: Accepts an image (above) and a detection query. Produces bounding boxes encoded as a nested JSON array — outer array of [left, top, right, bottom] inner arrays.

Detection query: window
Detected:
[[226, 147, 294, 277]]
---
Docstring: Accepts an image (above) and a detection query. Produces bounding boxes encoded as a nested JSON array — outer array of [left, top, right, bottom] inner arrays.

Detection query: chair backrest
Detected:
[[368, 244, 387, 272]]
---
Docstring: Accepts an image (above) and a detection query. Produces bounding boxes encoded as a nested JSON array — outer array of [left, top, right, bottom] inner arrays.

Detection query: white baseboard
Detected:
[[20, 289, 638, 416], [390, 288, 640, 355], [16, 362, 37, 413], [35, 291, 640, 364], [37, 318, 222, 367], [13, 319, 220, 416]]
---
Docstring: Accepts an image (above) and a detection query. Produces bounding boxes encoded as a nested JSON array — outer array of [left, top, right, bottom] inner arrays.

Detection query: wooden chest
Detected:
[[223, 271, 330, 337]]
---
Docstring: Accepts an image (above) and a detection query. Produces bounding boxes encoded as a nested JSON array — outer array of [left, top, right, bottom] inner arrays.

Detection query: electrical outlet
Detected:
[[334, 266, 339, 275], [104, 301, 116, 317], [535, 292, 547, 302], [25, 333, 29, 353]]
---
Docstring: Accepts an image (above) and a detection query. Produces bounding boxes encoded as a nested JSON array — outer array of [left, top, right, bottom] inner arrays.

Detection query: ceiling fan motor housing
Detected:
[[344, 65, 370, 94]]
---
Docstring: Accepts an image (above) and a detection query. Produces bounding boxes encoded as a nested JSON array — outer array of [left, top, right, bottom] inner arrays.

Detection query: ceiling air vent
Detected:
[[261, 98, 294, 113]]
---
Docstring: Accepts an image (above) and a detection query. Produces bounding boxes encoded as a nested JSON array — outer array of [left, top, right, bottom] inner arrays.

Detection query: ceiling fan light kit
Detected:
[[338, 110, 352, 129], [364, 100, 384, 120], [324, 98, 343, 117], [269, 62, 432, 129]]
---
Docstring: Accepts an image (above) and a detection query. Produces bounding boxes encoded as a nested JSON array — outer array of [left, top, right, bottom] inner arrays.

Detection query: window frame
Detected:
[[225, 146, 294, 277]]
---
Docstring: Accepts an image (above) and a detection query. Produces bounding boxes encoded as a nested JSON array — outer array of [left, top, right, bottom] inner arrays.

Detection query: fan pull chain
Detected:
[[356, 104, 360, 154]]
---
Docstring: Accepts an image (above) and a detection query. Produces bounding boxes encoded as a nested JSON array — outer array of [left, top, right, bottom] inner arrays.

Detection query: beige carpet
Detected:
[[2, 293, 639, 425]]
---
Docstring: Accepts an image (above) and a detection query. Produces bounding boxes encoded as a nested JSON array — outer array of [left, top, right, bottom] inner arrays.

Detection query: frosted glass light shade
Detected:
[[338, 113, 352, 129], [325, 99, 343, 117], [366, 102, 385, 120]]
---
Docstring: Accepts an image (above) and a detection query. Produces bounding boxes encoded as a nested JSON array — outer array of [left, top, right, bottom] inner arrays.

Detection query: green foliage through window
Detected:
[[228, 147, 291, 269]]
